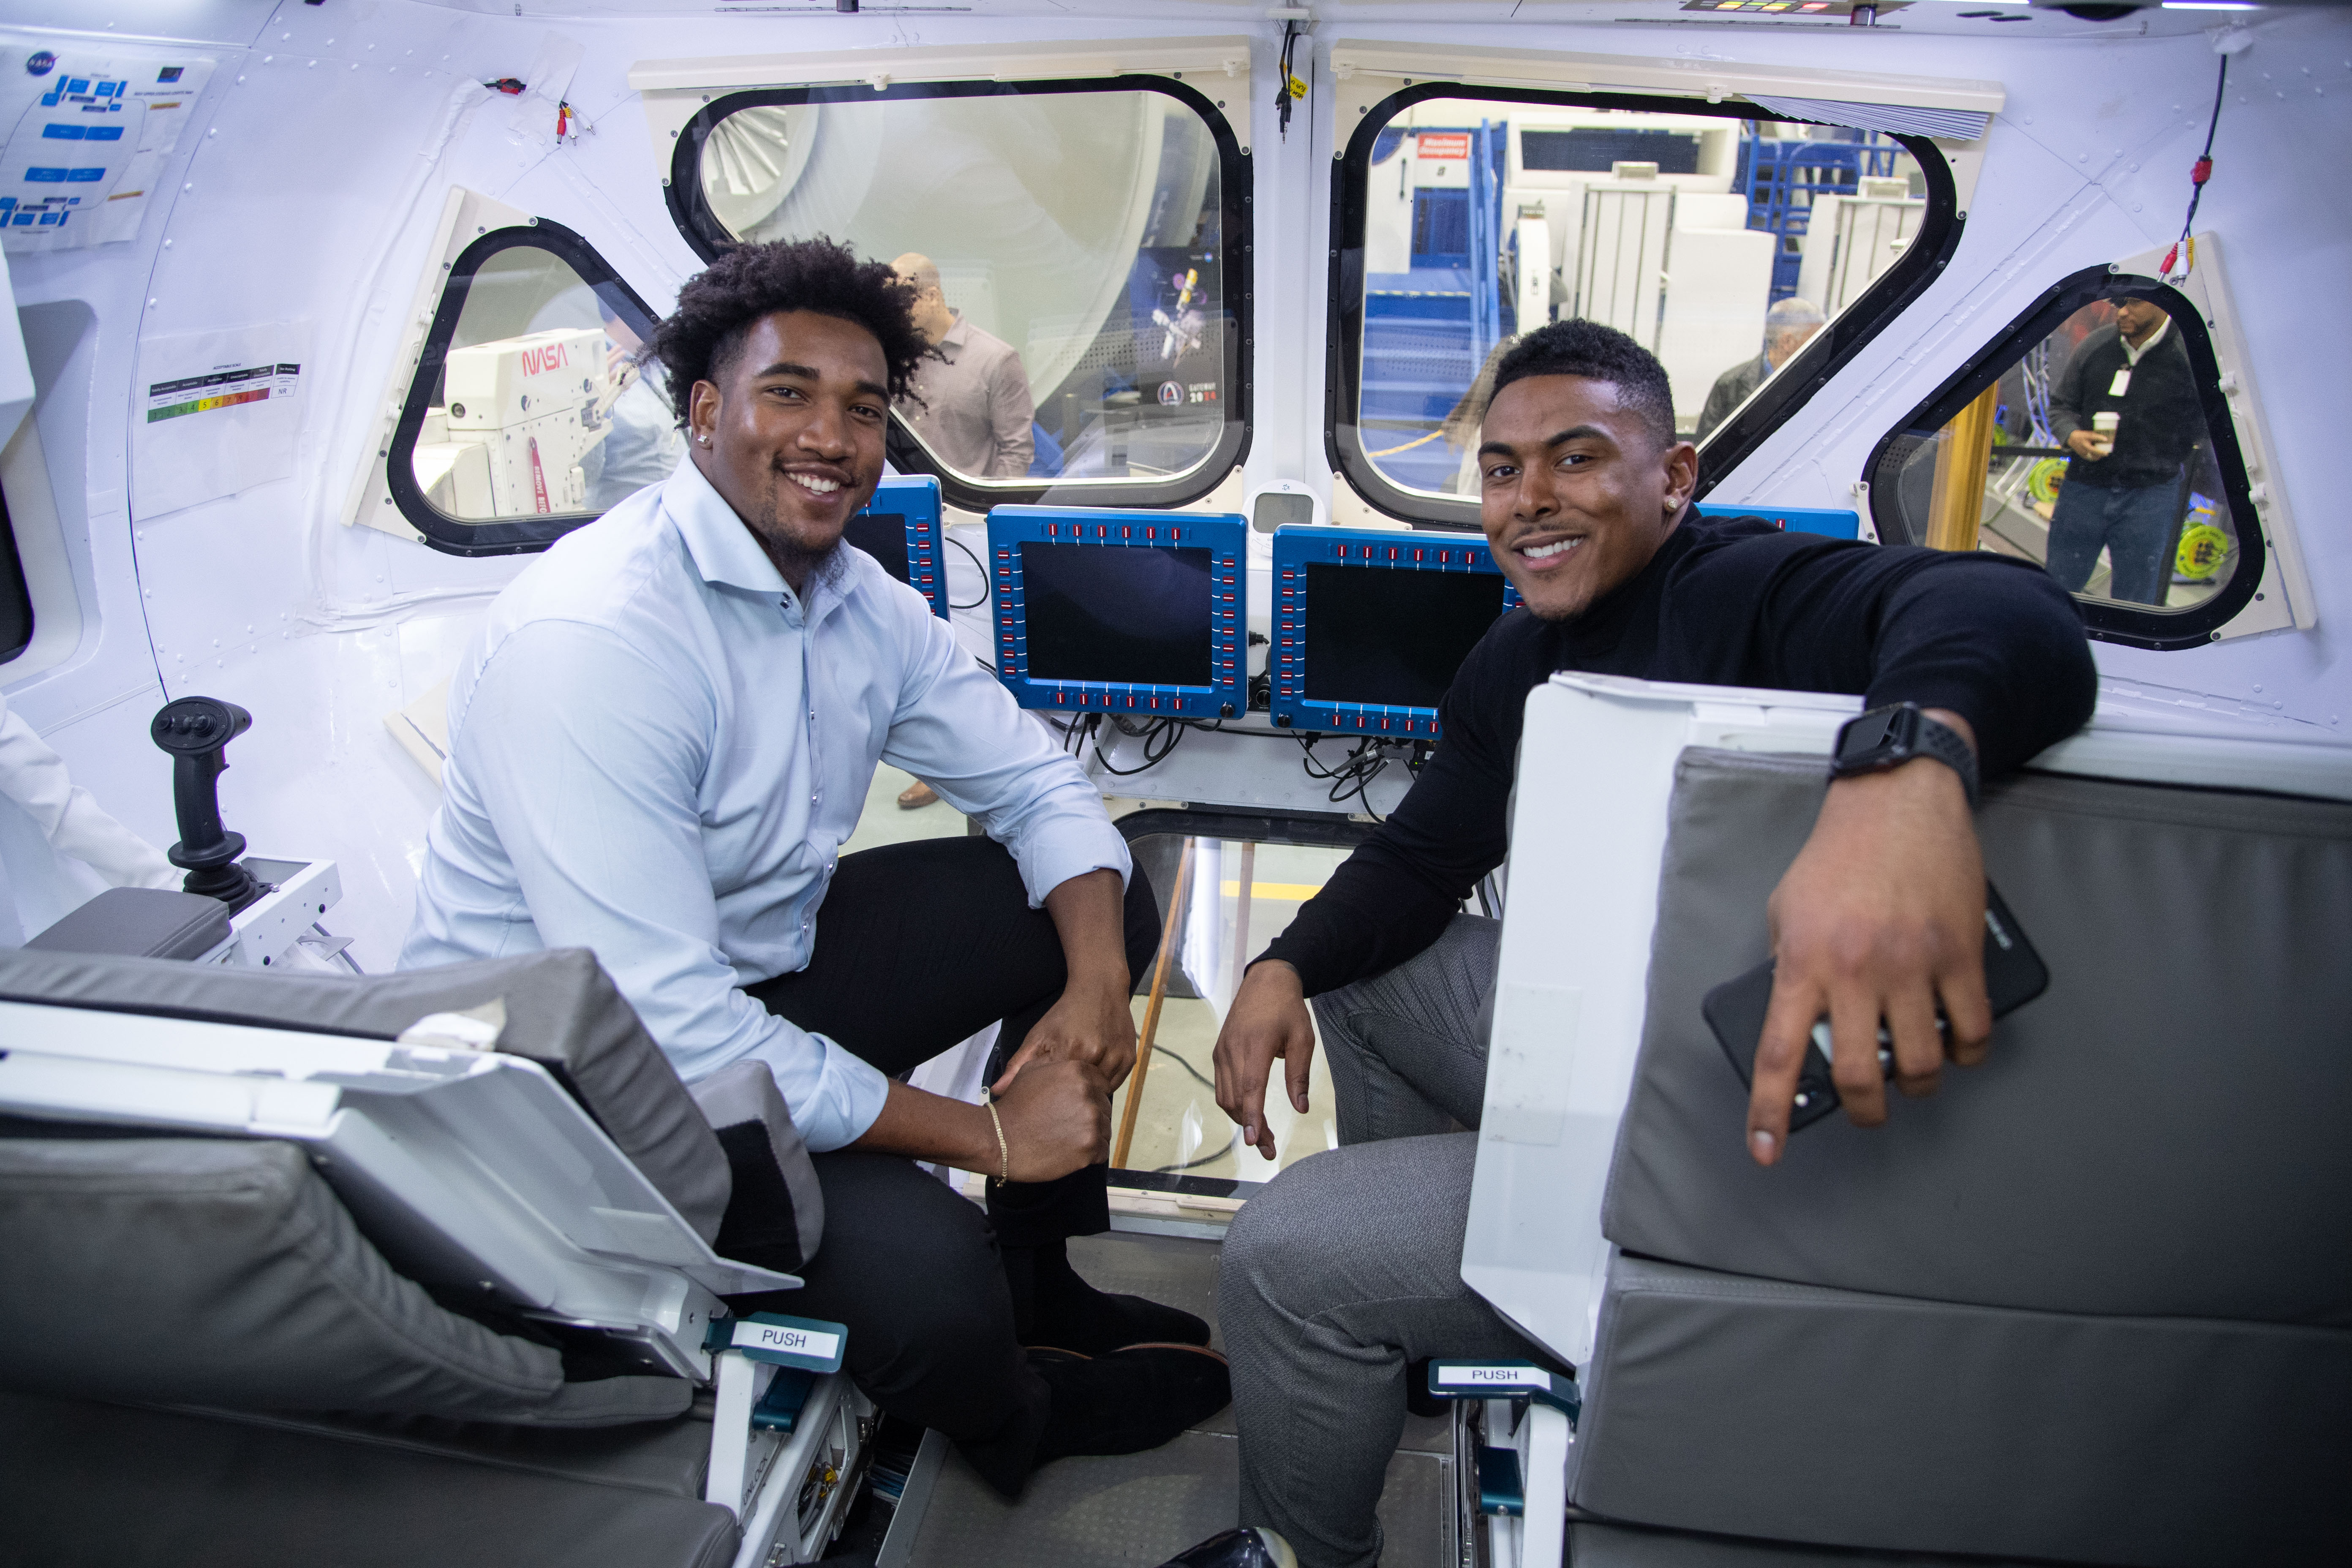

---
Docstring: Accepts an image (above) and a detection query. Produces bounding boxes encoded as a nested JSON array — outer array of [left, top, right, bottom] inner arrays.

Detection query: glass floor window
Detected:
[[1110, 835, 1348, 1187]]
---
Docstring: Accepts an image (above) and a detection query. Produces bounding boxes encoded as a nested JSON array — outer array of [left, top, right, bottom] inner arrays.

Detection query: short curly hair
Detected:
[[1488, 319, 1678, 451], [649, 237, 928, 425]]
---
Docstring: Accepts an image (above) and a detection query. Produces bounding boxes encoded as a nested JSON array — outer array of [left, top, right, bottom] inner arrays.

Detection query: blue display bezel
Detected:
[[987, 507, 1247, 719], [1691, 501, 1860, 541], [1269, 525, 1520, 739], [851, 475, 950, 620]]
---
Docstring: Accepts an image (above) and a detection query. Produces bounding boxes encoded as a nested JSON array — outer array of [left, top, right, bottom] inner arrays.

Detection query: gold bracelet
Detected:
[[985, 1095, 1009, 1187]]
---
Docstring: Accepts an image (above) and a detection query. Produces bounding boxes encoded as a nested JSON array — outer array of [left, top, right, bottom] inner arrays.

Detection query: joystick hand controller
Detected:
[[151, 696, 261, 912]]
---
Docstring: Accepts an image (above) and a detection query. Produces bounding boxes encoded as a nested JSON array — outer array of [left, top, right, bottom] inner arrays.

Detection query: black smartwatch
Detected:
[[1830, 702, 1979, 808]]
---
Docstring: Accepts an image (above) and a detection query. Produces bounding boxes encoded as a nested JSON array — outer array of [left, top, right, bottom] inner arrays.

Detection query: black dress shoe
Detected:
[[1029, 1344, 1232, 1465], [1013, 1240, 1214, 1354], [1154, 1527, 1298, 1568]]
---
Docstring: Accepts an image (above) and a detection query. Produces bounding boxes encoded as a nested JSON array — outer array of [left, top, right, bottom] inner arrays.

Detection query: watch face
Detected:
[[1838, 706, 1903, 763]]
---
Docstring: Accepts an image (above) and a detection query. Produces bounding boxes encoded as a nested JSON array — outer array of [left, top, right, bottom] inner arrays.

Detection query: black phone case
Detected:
[[1704, 882, 2048, 1132]]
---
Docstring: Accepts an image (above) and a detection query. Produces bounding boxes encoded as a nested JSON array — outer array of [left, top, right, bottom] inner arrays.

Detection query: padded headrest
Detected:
[[0, 946, 731, 1246], [1606, 748, 2352, 1328], [0, 1137, 691, 1426]]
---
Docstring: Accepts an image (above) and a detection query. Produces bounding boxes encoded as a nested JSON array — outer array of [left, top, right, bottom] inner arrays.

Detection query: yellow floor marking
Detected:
[[1217, 880, 1324, 901]]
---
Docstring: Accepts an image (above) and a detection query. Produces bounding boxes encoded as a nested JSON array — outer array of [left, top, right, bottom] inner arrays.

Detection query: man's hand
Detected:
[[1212, 960, 1316, 1161], [994, 868, 1136, 1092], [850, 1064, 1110, 1183], [2065, 428, 2108, 461], [994, 977, 1138, 1094], [1746, 710, 1991, 1167], [992, 1058, 1113, 1183]]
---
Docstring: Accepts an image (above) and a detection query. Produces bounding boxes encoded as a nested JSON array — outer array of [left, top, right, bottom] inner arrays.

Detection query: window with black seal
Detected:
[[1864, 267, 2265, 651], [1328, 87, 1959, 529], [666, 78, 1250, 514], [385, 221, 672, 557]]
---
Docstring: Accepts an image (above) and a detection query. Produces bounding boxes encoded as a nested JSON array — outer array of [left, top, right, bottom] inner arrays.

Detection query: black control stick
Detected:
[[151, 696, 261, 912]]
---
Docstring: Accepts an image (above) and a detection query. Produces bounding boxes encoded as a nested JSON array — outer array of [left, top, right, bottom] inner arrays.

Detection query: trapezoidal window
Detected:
[[667, 78, 1250, 513], [1329, 89, 1956, 528], [387, 222, 674, 556], [1865, 267, 2263, 650]]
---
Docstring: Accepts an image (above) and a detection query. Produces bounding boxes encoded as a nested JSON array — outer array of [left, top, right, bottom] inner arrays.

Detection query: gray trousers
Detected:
[[1221, 916, 1553, 1568]]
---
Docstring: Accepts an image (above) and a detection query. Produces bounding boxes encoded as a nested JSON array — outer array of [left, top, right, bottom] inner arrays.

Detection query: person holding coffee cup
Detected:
[[2044, 296, 2204, 605]]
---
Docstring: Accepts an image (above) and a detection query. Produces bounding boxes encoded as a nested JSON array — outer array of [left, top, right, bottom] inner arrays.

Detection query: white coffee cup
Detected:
[[2090, 411, 2120, 455]]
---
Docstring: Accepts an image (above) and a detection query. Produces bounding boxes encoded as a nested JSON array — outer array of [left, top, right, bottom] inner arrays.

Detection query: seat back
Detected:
[[1570, 748, 2352, 1565], [0, 1134, 692, 1426], [0, 947, 811, 1419]]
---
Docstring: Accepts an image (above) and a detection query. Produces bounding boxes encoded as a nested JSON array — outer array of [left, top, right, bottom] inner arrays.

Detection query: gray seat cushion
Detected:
[[0, 1388, 738, 1568], [1570, 1517, 2085, 1567], [0, 945, 733, 1245], [0, 1137, 690, 1426], [1604, 749, 2352, 1326], [1573, 1254, 2352, 1568]]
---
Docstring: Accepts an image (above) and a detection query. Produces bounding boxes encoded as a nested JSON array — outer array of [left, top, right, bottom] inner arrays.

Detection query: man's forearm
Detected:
[[849, 1078, 997, 1170], [1043, 867, 1130, 993]]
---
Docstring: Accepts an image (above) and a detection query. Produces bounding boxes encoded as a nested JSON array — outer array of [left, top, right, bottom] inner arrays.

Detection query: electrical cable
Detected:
[[1152, 1126, 1243, 1176], [1273, 20, 1301, 143], [945, 533, 991, 610], [2160, 51, 2230, 284]]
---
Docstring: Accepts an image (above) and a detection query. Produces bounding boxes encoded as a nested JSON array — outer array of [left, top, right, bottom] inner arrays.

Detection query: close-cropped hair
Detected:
[[1487, 319, 1679, 451], [650, 237, 929, 424]]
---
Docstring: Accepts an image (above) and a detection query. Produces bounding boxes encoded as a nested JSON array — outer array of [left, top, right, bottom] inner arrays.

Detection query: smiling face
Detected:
[[1477, 373, 1699, 622], [687, 310, 890, 588]]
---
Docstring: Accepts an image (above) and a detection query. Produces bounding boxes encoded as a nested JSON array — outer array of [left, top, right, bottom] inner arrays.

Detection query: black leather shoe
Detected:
[[1154, 1527, 1298, 1568], [1029, 1344, 1232, 1465]]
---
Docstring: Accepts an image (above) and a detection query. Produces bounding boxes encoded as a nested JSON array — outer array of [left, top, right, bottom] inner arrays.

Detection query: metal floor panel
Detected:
[[877, 1231, 1455, 1568]]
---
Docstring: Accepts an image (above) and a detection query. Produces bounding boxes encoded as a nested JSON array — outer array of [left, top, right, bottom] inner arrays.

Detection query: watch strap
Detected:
[[1832, 703, 1980, 808]]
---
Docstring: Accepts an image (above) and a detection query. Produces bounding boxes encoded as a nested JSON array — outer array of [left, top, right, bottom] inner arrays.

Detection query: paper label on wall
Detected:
[[1416, 132, 1471, 163], [132, 322, 311, 520], [0, 48, 214, 253]]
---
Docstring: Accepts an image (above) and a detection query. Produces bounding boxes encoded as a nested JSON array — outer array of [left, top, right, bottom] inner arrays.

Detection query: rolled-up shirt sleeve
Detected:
[[450, 620, 891, 1150], [879, 611, 1128, 906]]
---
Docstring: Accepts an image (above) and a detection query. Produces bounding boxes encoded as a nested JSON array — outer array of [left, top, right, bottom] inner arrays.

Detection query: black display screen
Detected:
[[843, 512, 910, 584], [1020, 542, 1213, 687], [1303, 564, 1505, 709]]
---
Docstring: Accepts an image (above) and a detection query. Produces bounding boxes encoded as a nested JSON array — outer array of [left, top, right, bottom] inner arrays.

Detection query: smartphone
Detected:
[[1704, 883, 2048, 1132]]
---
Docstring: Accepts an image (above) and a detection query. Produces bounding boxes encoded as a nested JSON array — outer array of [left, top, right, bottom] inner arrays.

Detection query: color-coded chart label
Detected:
[[146, 363, 300, 423]]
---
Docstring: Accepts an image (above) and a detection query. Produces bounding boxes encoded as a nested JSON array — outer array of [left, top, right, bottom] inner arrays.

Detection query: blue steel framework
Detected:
[[1269, 525, 1522, 739], [985, 507, 1247, 719], [850, 475, 951, 620]]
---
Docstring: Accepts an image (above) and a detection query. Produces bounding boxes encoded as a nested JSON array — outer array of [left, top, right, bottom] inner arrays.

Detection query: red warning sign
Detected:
[[1416, 132, 1471, 162]]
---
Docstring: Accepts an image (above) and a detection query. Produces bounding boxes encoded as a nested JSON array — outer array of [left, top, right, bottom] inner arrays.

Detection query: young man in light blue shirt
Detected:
[[402, 239, 1227, 1494]]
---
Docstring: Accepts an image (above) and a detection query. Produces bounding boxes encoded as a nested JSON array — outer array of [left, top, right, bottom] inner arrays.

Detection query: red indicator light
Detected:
[[1122, 526, 1132, 539], [1146, 526, 1156, 540], [1413, 549, 1424, 562], [1388, 547, 1400, 561], [1046, 523, 1056, 537]]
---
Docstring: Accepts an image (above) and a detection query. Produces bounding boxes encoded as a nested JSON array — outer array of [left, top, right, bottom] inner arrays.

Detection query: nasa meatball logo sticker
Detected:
[[24, 52, 55, 78]]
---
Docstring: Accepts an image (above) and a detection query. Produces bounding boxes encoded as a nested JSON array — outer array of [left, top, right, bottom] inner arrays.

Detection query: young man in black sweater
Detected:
[[1206, 321, 2097, 1568]]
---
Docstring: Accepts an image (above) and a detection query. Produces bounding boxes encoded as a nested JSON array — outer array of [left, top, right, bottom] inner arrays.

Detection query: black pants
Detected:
[[735, 835, 1160, 1491]]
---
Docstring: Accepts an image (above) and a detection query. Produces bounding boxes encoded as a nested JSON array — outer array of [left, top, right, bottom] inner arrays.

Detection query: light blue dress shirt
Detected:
[[399, 459, 1130, 1151]]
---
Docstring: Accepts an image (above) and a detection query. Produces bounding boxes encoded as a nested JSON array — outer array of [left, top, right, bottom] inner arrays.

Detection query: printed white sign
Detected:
[[1437, 1365, 1549, 1389], [0, 46, 215, 253], [735, 1321, 841, 1362], [131, 320, 311, 518]]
